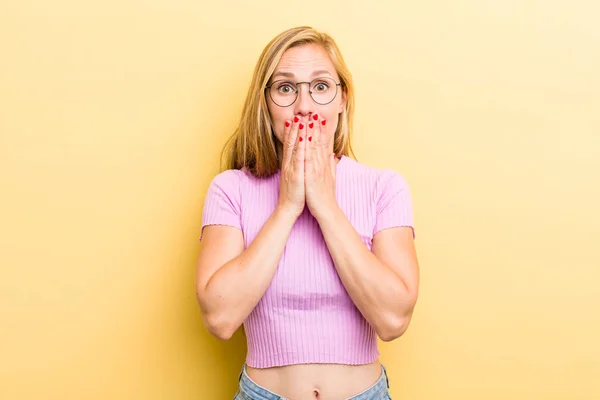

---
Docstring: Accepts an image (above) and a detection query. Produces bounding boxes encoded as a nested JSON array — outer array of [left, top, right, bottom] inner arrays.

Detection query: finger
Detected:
[[295, 119, 306, 172], [284, 116, 301, 168], [310, 113, 325, 164], [280, 119, 293, 166], [306, 116, 316, 166]]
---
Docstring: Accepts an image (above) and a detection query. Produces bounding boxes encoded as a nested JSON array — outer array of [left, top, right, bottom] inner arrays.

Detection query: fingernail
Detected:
[[294, 116, 299, 123], [309, 136, 312, 141], [299, 136, 303, 142], [309, 122, 314, 129], [313, 114, 319, 120], [299, 123, 304, 129], [321, 120, 326, 126], [285, 121, 290, 127]]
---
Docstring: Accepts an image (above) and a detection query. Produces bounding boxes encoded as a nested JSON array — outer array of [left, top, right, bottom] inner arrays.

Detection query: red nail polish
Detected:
[[321, 120, 326, 126], [299, 123, 304, 129], [285, 121, 290, 127], [309, 136, 312, 141], [294, 116, 299, 123], [299, 136, 303, 141], [309, 122, 314, 129], [313, 114, 318, 120]]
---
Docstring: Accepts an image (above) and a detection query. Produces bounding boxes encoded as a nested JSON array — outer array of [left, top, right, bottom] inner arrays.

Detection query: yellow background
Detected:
[[1, 1, 599, 398]]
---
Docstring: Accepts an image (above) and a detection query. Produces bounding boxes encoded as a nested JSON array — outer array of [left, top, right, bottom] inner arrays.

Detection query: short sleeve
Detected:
[[373, 169, 416, 239], [199, 170, 243, 241]]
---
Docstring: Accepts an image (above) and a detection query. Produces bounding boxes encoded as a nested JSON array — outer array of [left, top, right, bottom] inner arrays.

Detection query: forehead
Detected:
[[274, 44, 338, 79]]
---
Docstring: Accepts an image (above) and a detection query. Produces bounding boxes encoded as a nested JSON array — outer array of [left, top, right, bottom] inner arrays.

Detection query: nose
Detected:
[[293, 82, 314, 119]]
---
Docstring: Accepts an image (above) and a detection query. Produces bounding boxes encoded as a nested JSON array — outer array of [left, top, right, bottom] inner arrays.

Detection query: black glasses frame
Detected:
[[265, 78, 342, 107]]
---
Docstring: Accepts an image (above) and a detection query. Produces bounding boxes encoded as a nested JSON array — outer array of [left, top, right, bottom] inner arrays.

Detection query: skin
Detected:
[[196, 43, 420, 399], [267, 43, 345, 224]]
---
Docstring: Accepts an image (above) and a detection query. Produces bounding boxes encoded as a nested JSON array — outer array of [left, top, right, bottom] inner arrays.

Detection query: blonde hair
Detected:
[[220, 26, 357, 178]]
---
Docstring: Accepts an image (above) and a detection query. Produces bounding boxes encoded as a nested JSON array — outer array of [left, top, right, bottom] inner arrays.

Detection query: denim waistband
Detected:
[[236, 363, 390, 400]]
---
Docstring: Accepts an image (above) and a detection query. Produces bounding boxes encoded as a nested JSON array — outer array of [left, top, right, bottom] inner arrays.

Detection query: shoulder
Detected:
[[206, 167, 279, 205], [343, 159, 416, 238], [209, 168, 247, 184], [340, 156, 410, 193], [203, 169, 247, 207], [376, 168, 410, 195], [207, 167, 257, 191]]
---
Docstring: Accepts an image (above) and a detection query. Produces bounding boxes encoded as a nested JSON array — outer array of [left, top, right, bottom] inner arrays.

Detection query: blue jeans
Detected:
[[233, 364, 392, 400]]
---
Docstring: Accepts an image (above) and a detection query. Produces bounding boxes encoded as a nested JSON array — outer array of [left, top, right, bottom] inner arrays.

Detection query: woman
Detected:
[[196, 26, 419, 400]]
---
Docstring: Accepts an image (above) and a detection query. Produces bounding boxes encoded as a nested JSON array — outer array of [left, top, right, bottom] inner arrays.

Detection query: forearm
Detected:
[[203, 207, 297, 338], [316, 206, 416, 340]]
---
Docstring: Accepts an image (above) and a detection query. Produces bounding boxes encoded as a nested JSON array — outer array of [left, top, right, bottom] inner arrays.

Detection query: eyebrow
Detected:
[[272, 69, 333, 80]]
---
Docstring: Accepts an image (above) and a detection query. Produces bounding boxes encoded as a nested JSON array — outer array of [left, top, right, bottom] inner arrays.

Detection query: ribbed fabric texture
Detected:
[[200, 155, 415, 368]]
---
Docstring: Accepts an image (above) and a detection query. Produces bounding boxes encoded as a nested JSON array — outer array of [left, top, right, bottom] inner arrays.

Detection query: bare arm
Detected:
[[195, 207, 298, 340], [316, 207, 420, 342], [195, 115, 307, 340], [302, 113, 419, 342]]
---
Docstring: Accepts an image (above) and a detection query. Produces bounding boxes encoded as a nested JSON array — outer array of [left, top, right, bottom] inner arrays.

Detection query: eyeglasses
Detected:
[[265, 77, 341, 107]]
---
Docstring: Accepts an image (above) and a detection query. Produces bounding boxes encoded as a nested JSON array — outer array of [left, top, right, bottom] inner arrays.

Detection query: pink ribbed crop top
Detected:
[[199, 155, 415, 368]]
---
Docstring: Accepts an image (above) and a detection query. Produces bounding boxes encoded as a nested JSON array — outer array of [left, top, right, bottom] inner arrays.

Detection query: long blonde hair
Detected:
[[220, 26, 357, 178]]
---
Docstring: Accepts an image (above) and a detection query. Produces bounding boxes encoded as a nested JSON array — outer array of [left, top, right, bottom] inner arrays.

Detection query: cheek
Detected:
[[270, 117, 287, 143], [320, 112, 337, 134], [272, 128, 284, 143], [270, 114, 297, 142], [267, 109, 284, 142]]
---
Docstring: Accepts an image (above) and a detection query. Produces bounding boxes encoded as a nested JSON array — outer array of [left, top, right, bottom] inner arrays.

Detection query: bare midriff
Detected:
[[246, 359, 382, 400]]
